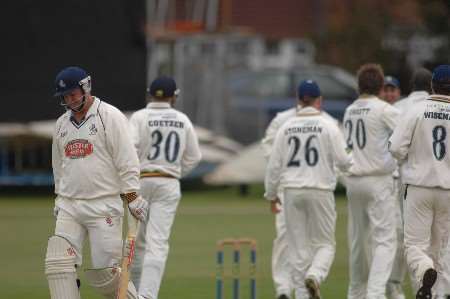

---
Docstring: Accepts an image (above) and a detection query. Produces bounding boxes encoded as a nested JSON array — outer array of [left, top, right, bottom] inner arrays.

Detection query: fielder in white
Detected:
[[389, 64, 450, 299], [386, 68, 432, 299], [265, 80, 352, 299], [129, 76, 202, 299], [46, 66, 148, 299], [261, 84, 339, 299], [343, 64, 399, 299]]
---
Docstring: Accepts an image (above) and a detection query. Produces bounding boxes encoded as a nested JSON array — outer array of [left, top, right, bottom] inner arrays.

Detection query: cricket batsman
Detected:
[[265, 80, 353, 299], [389, 64, 450, 299], [45, 66, 148, 299], [261, 80, 339, 299], [344, 64, 399, 299], [128, 76, 202, 299]]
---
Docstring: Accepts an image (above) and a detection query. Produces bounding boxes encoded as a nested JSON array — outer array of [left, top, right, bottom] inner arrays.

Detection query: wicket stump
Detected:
[[216, 238, 257, 299]]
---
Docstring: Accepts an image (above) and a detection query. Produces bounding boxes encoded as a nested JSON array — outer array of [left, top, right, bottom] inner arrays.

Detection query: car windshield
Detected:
[[294, 72, 355, 99], [230, 69, 356, 101], [230, 71, 290, 98]]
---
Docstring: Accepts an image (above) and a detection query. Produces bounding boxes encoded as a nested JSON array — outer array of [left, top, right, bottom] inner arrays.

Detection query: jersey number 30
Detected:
[[148, 130, 180, 162]]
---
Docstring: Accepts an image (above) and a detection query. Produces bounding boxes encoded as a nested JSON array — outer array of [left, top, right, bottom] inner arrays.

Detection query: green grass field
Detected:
[[0, 186, 413, 299]]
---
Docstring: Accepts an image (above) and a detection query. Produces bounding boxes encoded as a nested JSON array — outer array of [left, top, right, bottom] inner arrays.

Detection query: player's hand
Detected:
[[270, 197, 281, 214], [128, 196, 148, 221]]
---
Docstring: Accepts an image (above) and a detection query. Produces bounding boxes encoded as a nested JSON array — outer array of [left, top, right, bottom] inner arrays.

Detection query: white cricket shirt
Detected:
[[394, 91, 429, 113], [52, 97, 140, 199], [129, 102, 202, 179], [343, 95, 399, 176], [265, 107, 352, 199], [261, 105, 338, 158], [389, 95, 450, 189]]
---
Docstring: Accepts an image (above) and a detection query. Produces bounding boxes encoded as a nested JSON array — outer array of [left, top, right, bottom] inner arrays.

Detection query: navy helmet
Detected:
[[54, 66, 91, 97], [148, 76, 180, 98]]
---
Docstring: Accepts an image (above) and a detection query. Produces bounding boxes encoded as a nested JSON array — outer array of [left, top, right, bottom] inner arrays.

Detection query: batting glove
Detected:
[[121, 192, 148, 221]]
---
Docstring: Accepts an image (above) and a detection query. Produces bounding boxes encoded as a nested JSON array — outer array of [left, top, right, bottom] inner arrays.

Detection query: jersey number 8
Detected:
[[432, 125, 446, 161]]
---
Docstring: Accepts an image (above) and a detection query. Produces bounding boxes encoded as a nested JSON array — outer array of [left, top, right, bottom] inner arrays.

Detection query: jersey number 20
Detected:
[[148, 130, 180, 162], [344, 119, 366, 150]]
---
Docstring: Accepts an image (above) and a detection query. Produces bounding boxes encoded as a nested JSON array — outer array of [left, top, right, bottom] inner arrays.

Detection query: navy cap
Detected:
[[149, 76, 179, 98], [384, 76, 400, 88], [298, 80, 321, 98], [432, 65, 450, 84]]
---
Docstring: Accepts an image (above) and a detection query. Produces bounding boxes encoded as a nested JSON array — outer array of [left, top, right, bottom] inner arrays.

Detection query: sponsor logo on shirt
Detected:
[[65, 139, 94, 159]]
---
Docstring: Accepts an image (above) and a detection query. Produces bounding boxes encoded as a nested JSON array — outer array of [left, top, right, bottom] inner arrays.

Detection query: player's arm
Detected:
[[181, 121, 202, 176], [105, 108, 140, 194], [52, 120, 63, 194], [261, 114, 283, 159], [106, 109, 148, 220], [382, 104, 401, 132], [128, 112, 141, 157], [329, 122, 353, 172], [388, 108, 419, 161], [264, 129, 284, 201]]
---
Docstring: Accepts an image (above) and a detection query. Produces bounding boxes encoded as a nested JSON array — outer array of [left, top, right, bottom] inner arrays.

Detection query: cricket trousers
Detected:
[[272, 190, 293, 298], [284, 188, 336, 299], [346, 175, 397, 299], [404, 185, 450, 298], [130, 177, 181, 299], [387, 178, 407, 298], [54, 195, 124, 268]]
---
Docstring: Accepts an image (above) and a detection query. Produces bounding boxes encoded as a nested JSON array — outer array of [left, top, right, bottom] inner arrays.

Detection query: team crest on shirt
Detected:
[[105, 217, 113, 227], [89, 123, 98, 135], [65, 139, 94, 159], [66, 247, 76, 256]]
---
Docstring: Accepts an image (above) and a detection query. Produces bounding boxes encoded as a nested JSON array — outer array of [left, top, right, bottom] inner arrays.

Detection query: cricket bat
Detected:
[[116, 207, 140, 299]]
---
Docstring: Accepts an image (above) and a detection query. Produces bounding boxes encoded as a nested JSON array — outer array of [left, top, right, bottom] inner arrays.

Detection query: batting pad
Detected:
[[85, 267, 138, 299], [45, 236, 80, 299]]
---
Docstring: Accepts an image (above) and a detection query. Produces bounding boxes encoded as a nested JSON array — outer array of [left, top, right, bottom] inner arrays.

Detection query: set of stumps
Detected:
[[216, 238, 257, 299]]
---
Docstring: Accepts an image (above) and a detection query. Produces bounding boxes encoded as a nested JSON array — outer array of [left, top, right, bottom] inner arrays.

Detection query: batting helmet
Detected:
[[54, 66, 91, 97]]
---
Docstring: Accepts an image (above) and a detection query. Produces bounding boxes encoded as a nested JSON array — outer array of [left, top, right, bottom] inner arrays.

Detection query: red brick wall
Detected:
[[228, 0, 313, 38]]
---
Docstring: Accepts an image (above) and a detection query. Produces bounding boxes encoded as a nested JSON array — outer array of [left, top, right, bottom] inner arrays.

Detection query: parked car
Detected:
[[226, 65, 357, 144]]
